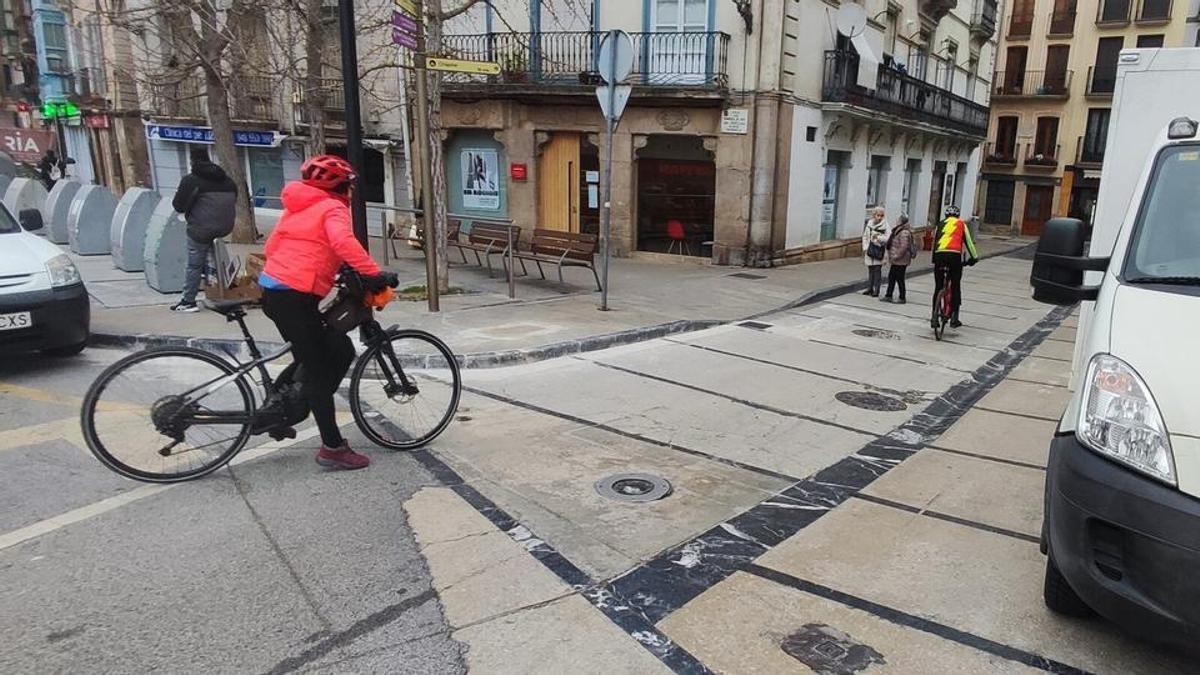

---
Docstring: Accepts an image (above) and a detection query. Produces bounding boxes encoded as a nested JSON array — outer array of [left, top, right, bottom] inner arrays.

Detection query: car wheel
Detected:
[[43, 340, 87, 357], [1044, 555, 1092, 617]]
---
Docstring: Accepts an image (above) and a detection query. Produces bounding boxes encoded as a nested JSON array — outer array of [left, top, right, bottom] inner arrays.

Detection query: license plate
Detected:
[[0, 312, 32, 331]]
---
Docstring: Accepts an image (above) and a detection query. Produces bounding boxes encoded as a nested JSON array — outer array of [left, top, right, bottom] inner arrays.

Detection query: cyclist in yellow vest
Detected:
[[931, 205, 979, 329]]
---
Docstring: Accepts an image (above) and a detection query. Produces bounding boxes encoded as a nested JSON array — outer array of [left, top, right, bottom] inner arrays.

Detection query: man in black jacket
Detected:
[[170, 147, 238, 312]]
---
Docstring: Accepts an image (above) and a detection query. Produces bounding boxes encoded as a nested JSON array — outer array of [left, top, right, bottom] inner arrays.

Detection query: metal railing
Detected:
[[1048, 7, 1077, 34], [1076, 135, 1106, 166], [983, 141, 1019, 165], [1008, 11, 1034, 37], [1026, 143, 1061, 168], [150, 82, 206, 119], [232, 75, 276, 121], [1087, 65, 1117, 96], [439, 31, 730, 90], [822, 51, 989, 137], [971, 0, 999, 37], [993, 69, 1072, 96], [1137, 0, 1172, 21], [1097, 0, 1132, 23]]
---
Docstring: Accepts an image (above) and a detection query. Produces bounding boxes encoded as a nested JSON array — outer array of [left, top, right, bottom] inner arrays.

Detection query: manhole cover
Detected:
[[595, 473, 672, 503], [728, 272, 767, 280], [782, 624, 885, 673], [738, 321, 773, 330], [852, 328, 900, 340], [835, 391, 907, 412]]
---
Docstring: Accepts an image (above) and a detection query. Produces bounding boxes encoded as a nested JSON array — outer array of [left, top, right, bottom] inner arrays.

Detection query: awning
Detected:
[[851, 33, 881, 90]]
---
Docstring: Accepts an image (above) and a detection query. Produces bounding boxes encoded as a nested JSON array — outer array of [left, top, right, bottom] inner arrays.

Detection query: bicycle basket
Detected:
[[322, 291, 372, 333]]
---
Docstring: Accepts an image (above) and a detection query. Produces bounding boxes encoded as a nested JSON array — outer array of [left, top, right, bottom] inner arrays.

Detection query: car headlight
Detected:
[[45, 254, 82, 288], [1077, 354, 1175, 485]]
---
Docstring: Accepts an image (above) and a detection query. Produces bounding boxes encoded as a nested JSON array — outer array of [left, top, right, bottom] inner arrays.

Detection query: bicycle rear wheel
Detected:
[[349, 329, 461, 450], [82, 346, 256, 483], [933, 291, 947, 341]]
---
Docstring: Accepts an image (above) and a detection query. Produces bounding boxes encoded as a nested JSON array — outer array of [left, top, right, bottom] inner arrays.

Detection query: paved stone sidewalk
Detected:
[[78, 235, 1031, 365]]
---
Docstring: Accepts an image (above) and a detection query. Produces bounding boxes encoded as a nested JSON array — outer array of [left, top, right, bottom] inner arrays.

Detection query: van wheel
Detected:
[[43, 340, 87, 357], [1044, 556, 1092, 617]]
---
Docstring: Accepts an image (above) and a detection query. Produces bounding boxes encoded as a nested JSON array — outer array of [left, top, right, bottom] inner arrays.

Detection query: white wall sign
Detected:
[[720, 109, 749, 134], [585, 170, 600, 183], [461, 148, 500, 210]]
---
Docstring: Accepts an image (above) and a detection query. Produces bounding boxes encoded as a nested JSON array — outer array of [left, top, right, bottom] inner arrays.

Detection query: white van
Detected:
[[0, 206, 89, 356], [1031, 48, 1200, 652]]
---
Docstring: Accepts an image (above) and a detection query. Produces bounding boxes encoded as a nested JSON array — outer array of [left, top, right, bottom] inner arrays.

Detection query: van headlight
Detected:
[[1077, 354, 1175, 485], [45, 254, 82, 288]]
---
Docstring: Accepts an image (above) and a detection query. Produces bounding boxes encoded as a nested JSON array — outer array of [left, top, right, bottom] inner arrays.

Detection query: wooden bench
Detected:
[[448, 222, 520, 277], [388, 218, 462, 258], [513, 229, 601, 291]]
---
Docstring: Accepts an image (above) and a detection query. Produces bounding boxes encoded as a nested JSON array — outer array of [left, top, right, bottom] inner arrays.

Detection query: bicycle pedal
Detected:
[[268, 426, 297, 441]]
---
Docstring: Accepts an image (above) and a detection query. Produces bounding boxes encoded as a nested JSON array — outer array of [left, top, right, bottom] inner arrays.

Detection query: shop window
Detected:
[[866, 155, 889, 209], [984, 180, 1015, 224], [901, 158, 920, 218], [248, 148, 285, 208], [636, 135, 715, 255], [444, 130, 507, 219]]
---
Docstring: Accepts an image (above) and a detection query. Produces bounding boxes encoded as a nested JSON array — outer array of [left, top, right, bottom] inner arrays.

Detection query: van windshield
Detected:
[[1124, 144, 1200, 286]]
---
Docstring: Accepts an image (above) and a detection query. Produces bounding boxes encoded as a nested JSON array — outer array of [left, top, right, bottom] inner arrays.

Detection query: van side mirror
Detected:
[[18, 208, 43, 232], [1030, 217, 1109, 305]]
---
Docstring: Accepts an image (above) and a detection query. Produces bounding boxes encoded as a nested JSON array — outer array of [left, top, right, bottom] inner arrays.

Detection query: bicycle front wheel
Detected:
[[933, 291, 947, 341], [82, 346, 256, 483], [349, 329, 461, 450]]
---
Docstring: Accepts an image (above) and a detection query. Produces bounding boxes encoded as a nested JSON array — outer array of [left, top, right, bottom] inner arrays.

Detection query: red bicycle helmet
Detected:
[[301, 154, 356, 191]]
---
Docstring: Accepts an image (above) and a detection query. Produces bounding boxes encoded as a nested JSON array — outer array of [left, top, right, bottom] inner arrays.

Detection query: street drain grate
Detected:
[[782, 624, 885, 673], [738, 321, 773, 330], [852, 328, 900, 340], [728, 272, 767, 280], [595, 473, 672, 503], [835, 391, 908, 412]]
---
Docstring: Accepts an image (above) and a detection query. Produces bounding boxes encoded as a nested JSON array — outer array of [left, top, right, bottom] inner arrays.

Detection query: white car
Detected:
[[0, 206, 89, 356]]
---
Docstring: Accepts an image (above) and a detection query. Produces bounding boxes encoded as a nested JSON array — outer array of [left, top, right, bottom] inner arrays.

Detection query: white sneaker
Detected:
[[170, 300, 200, 313]]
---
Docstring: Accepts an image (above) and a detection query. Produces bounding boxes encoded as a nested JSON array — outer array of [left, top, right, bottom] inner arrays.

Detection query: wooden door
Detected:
[[1004, 47, 1028, 94], [1045, 45, 1070, 93], [1022, 185, 1054, 236], [537, 132, 581, 232]]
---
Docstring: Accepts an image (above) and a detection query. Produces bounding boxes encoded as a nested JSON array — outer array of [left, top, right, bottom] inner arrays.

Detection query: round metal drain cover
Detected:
[[852, 328, 900, 340], [595, 473, 672, 503], [835, 391, 907, 412]]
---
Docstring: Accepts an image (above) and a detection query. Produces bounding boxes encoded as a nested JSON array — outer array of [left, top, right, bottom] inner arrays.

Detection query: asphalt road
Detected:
[[0, 348, 464, 674]]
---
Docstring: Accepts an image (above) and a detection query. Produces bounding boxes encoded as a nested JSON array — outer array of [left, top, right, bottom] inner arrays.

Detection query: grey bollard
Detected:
[[3, 178, 49, 228], [43, 180, 81, 244], [144, 199, 188, 294], [110, 188, 161, 272], [68, 184, 118, 255]]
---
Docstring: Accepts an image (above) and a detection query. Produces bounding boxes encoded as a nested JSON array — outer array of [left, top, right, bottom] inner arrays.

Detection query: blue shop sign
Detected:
[[146, 124, 284, 148]]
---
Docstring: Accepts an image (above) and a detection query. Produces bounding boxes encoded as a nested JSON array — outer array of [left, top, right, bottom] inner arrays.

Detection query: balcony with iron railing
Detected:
[[1087, 65, 1117, 97], [971, 0, 999, 38], [150, 82, 206, 120], [1136, 0, 1172, 22], [295, 78, 347, 125], [1008, 11, 1034, 38], [1048, 7, 1078, 35], [1076, 135, 1106, 167], [983, 141, 1020, 167], [821, 50, 990, 137], [232, 75, 277, 122], [1026, 143, 1062, 169], [993, 69, 1073, 97], [1096, 0, 1132, 24], [438, 31, 730, 100]]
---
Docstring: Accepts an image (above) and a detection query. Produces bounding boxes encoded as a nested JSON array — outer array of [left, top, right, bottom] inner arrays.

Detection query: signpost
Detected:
[[595, 29, 633, 312], [425, 57, 501, 75]]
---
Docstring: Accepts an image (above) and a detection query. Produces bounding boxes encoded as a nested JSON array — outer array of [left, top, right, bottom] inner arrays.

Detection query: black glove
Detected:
[[362, 272, 399, 292], [966, 258, 978, 267]]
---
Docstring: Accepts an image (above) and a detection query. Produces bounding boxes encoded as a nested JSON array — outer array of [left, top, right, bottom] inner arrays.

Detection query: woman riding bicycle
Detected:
[[931, 205, 978, 330], [259, 154, 392, 471]]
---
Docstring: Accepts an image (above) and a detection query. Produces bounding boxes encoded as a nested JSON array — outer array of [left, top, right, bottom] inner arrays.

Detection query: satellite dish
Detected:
[[835, 3, 868, 37]]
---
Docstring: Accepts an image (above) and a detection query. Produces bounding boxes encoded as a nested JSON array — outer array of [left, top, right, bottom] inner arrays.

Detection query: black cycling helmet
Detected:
[[944, 205, 961, 218]]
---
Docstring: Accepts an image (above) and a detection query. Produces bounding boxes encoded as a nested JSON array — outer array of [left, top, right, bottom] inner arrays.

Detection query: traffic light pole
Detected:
[[338, 0, 370, 247]]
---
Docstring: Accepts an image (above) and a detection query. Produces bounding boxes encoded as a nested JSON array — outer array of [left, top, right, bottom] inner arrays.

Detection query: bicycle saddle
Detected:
[[206, 299, 257, 317]]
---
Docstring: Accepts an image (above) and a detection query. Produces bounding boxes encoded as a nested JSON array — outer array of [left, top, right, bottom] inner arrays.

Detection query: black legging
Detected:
[[262, 289, 355, 447], [932, 251, 964, 320], [886, 264, 907, 299]]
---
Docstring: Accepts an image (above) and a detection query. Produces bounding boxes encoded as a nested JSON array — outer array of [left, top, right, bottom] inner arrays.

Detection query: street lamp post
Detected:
[[338, 0, 369, 246]]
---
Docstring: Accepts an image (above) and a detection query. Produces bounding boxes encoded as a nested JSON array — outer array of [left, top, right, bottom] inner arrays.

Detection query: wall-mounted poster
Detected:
[[461, 148, 500, 210]]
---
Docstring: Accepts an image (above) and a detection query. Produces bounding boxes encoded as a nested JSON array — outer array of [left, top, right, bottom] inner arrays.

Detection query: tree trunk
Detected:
[[303, 0, 327, 154], [425, 0, 449, 292]]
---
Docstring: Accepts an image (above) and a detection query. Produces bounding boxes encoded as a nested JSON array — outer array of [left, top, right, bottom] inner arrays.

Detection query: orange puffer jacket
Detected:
[[262, 181, 381, 297]]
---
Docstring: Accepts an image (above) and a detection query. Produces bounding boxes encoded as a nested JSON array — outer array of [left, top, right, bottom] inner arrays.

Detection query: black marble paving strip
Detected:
[[596, 304, 1072, 627], [462, 384, 802, 483], [742, 564, 1091, 675], [585, 360, 878, 438], [851, 493, 1041, 545], [925, 444, 1048, 472]]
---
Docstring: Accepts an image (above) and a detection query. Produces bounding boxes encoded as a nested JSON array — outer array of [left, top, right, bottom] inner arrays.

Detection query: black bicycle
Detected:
[[81, 272, 462, 483]]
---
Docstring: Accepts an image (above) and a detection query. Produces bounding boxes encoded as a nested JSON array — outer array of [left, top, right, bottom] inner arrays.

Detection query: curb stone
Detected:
[[89, 243, 1035, 369]]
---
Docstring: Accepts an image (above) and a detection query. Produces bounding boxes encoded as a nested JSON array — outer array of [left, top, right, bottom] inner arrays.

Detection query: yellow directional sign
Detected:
[[394, 0, 419, 16], [426, 57, 501, 75]]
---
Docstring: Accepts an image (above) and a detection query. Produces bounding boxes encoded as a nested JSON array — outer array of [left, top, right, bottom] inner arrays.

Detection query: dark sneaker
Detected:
[[861, 289, 874, 296], [897, 298, 907, 305], [316, 443, 370, 470], [950, 319, 963, 329], [931, 319, 940, 329], [170, 300, 200, 313], [880, 296, 894, 303]]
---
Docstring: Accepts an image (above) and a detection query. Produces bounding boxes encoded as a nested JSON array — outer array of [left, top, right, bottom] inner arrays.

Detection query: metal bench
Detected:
[[449, 222, 520, 277], [513, 229, 601, 291]]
